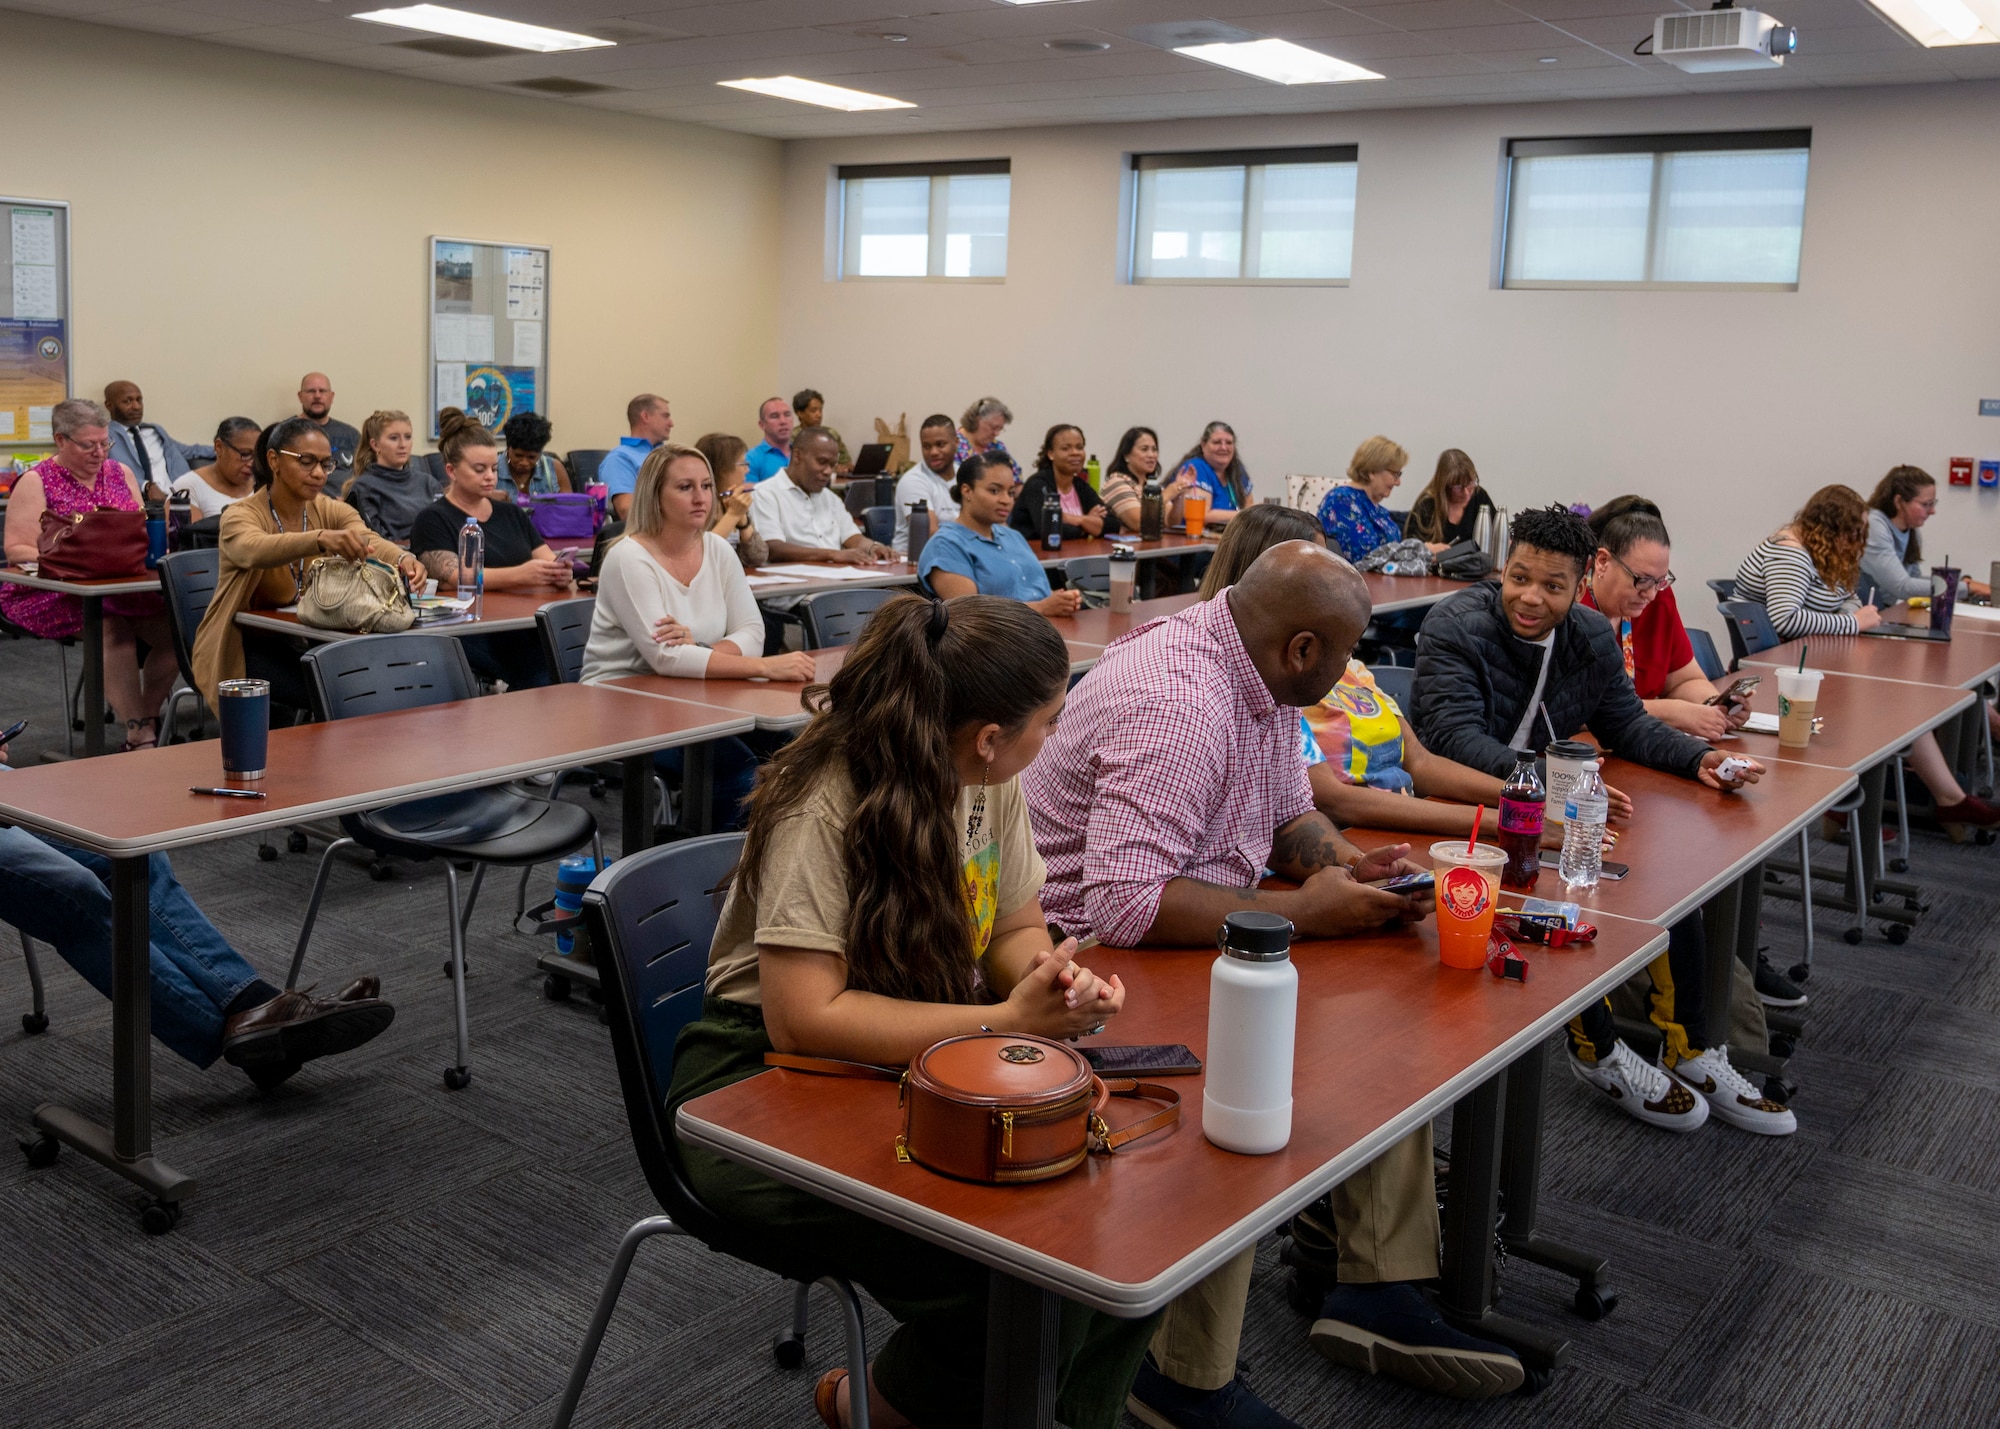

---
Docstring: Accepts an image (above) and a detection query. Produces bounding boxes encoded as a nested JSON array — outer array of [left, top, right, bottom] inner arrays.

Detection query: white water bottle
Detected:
[[1558, 759, 1608, 889], [456, 516, 484, 601], [1202, 911, 1298, 1155]]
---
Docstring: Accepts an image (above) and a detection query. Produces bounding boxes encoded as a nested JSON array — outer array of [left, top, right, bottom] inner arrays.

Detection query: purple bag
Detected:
[[528, 492, 596, 541]]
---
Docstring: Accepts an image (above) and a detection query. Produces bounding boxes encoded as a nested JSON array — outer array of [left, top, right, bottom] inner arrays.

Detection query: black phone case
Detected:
[[1083, 1045, 1203, 1078]]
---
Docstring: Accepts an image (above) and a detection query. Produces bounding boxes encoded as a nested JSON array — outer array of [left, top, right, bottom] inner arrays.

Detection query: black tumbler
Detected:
[[217, 678, 270, 780]]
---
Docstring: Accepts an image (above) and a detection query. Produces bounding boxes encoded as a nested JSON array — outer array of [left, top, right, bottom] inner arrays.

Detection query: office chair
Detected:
[[17, 933, 48, 1035], [1369, 663, 1415, 710], [800, 588, 894, 651], [567, 450, 610, 487], [1716, 600, 1779, 664], [858, 505, 895, 546], [1704, 577, 1736, 603], [1687, 627, 1727, 681], [554, 836, 870, 1428], [1063, 556, 1109, 595], [156, 549, 219, 746]]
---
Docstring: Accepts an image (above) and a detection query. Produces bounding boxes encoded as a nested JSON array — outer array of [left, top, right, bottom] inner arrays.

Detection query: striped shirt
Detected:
[[1733, 537, 1858, 639]]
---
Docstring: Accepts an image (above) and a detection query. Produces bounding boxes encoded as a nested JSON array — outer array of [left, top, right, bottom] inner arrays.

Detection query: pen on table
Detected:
[[190, 786, 267, 800]]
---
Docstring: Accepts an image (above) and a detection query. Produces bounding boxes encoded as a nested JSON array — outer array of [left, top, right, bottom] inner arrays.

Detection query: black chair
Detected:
[[173, 514, 221, 551], [554, 837, 871, 1428], [567, 449, 610, 487], [1688, 627, 1727, 681], [1705, 577, 1737, 603], [859, 504, 895, 546], [1716, 599, 1780, 665], [17, 933, 48, 1035], [1064, 555, 1109, 595], [1388, 509, 1409, 534], [156, 549, 221, 746], [536, 595, 595, 685], [800, 587, 894, 650], [290, 634, 602, 1089], [1370, 662, 1416, 710]]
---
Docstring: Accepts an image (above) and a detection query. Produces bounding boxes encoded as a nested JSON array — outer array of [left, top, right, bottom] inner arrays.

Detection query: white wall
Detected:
[[776, 82, 2000, 641], [2, 10, 780, 457]]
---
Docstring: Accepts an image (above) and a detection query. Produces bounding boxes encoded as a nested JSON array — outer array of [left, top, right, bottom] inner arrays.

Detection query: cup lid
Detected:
[[1219, 910, 1293, 957], [1544, 739, 1596, 758]]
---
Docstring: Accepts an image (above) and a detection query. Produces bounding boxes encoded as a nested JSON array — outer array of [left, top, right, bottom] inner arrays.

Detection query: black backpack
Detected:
[[1433, 539, 1493, 581]]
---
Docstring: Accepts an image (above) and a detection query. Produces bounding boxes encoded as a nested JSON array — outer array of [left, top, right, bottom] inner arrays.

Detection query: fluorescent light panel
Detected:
[[719, 76, 916, 111], [1174, 38, 1383, 84], [1859, 0, 2000, 44], [351, 4, 612, 51]]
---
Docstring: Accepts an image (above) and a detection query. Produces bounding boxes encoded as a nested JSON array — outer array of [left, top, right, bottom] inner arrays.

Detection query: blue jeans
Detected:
[[0, 828, 262, 1068], [656, 736, 762, 832]]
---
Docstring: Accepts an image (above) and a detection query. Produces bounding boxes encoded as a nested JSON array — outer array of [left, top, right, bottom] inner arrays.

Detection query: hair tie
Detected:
[[926, 599, 950, 644]]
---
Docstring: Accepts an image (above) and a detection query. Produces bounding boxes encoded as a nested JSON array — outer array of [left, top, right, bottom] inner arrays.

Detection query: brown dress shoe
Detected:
[[222, 980, 395, 1070]]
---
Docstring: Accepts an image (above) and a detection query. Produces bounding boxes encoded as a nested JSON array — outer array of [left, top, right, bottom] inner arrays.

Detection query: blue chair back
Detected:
[[1369, 662, 1416, 710], [1855, 573, 1879, 609], [801, 586, 894, 650], [1716, 600, 1781, 661], [537, 596, 596, 684], [1064, 556, 1110, 594], [859, 505, 895, 546], [1387, 509, 1409, 534], [302, 633, 479, 720], [157, 549, 221, 696], [1687, 626, 1727, 681], [566, 449, 610, 486], [1705, 577, 1737, 603]]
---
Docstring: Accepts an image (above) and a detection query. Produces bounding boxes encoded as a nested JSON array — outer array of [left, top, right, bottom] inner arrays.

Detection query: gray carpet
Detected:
[[3, 630, 1999, 1428]]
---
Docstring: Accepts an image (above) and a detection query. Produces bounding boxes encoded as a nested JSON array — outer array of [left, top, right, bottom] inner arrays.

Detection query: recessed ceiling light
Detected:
[[1538, 54, 1558, 61], [1045, 38, 1112, 52], [351, 4, 613, 52], [1173, 37, 1382, 83], [1859, 0, 1998, 44], [718, 75, 916, 110]]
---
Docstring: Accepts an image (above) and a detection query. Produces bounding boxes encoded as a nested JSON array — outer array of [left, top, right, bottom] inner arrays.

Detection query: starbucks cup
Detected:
[[1777, 668, 1823, 749], [1543, 740, 1596, 827]]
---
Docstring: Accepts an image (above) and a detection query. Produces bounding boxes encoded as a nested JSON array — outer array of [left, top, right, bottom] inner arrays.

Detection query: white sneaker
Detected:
[[1568, 1040, 1709, 1132], [1668, 1046, 1797, 1136]]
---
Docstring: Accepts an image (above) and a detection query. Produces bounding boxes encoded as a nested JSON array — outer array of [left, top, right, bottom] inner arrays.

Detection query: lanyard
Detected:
[[269, 495, 314, 591]]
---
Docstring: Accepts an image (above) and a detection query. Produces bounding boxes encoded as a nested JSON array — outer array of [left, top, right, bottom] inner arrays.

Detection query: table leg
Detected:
[[28, 854, 196, 1226], [82, 594, 106, 757], [683, 740, 716, 838], [1699, 883, 1743, 1053], [1440, 1067, 1570, 1376], [1497, 1044, 1615, 1319], [620, 754, 651, 856], [983, 1270, 1059, 1429]]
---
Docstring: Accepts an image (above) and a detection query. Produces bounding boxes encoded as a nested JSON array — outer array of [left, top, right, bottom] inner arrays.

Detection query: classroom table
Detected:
[[1365, 571, 1471, 614], [1742, 620, 2000, 692], [0, 565, 164, 757], [678, 914, 1670, 1426], [235, 584, 578, 643], [0, 683, 751, 1231], [1034, 532, 1217, 569]]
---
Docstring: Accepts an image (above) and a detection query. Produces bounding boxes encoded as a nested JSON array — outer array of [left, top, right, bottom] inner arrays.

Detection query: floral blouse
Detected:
[[1318, 484, 1404, 563]]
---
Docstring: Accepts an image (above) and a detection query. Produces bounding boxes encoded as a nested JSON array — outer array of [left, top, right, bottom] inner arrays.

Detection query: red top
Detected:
[[1581, 584, 1694, 701]]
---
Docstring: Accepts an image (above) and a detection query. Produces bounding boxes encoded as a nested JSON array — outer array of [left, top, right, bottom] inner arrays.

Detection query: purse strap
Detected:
[[1094, 1078, 1181, 1152], [762, 1050, 903, 1083]]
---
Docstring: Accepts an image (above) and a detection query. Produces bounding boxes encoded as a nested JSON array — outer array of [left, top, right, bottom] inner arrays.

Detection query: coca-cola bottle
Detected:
[[1497, 751, 1545, 892]]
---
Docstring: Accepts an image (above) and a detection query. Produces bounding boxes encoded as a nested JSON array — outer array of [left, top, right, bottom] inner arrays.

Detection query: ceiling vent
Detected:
[[506, 76, 618, 95], [391, 35, 517, 59]]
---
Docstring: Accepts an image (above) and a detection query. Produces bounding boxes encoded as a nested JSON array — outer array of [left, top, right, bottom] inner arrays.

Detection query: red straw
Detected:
[[1467, 804, 1483, 856]]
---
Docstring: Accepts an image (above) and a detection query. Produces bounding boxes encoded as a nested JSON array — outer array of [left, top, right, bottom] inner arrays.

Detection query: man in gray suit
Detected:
[[104, 380, 211, 496]]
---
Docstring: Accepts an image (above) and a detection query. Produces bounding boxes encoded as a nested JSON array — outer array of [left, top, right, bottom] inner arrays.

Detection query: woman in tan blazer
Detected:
[[191, 417, 424, 712]]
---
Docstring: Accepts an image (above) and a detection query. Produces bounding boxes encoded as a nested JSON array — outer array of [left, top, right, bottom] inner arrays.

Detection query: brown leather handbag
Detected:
[[767, 1032, 1180, 1184], [36, 507, 149, 581]]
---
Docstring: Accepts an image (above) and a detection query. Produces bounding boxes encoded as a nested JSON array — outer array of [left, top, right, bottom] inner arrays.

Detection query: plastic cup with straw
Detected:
[[1431, 803, 1503, 969]]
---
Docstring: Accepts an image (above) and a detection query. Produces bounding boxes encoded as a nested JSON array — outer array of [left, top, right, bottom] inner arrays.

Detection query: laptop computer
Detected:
[[1860, 623, 1950, 641], [849, 442, 894, 477]]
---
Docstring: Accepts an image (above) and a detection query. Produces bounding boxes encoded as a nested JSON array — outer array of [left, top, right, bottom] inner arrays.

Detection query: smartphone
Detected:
[[1082, 1044, 1202, 1078], [1706, 675, 1761, 708], [1369, 870, 1436, 894], [1539, 851, 1629, 880], [0, 719, 25, 746]]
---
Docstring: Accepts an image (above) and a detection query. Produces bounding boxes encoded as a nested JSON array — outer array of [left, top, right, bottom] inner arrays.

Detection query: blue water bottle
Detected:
[[552, 855, 599, 954]]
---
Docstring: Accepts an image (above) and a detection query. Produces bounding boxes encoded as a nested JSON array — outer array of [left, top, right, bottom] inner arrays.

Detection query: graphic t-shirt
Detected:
[[1298, 659, 1415, 794]]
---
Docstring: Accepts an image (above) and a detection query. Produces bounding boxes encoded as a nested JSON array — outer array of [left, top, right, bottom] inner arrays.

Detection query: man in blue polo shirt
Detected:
[[599, 393, 673, 521], [743, 395, 793, 484], [918, 451, 1080, 617]]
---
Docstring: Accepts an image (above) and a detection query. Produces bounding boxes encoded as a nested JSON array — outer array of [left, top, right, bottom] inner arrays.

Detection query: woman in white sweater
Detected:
[[584, 443, 813, 826]]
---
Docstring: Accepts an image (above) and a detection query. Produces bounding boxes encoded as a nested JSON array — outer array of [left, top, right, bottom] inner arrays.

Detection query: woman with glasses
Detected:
[[191, 418, 424, 713], [2, 397, 180, 750], [170, 416, 260, 518], [1581, 496, 1743, 742], [1863, 466, 1991, 606]]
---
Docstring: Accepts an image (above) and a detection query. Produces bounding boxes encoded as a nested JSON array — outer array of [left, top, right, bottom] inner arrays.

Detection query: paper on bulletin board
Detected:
[[12, 263, 57, 320], [28, 405, 53, 442], [505, 248, 544, 319], [434, 313, 467, 362], [511, 320, 541, 366], [463, 314, 494, 363], [10, 208, 56, 266], [435, 362, 466, 414], [0, 320, 66, 443]]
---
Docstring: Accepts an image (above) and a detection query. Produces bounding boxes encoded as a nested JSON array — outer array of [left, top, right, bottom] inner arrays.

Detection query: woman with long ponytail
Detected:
[[669, 593, 1154, 1429]]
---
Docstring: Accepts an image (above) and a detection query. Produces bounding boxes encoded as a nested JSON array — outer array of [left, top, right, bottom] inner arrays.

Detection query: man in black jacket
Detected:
[[1412, 506, 1796, 1137]]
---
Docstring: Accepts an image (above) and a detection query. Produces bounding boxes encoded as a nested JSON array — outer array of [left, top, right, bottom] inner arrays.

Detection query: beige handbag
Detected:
[[297, 556, 416, 634]]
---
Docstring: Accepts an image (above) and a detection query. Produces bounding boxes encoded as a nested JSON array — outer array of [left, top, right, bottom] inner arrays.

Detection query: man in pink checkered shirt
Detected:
[[1025, 541, 1523, 1424]]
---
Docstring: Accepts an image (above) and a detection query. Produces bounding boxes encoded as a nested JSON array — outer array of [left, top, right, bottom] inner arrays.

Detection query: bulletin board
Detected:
[[428, 236, 549, 440], [0, 197, 71, 448]]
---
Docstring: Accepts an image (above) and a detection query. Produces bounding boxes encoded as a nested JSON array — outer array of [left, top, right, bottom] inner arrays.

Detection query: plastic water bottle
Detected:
[[456, 516, 484, 601], [1202, 911, 1297, 1155], [1558, 759, 1608, 889], [551, 854, 598, 955]]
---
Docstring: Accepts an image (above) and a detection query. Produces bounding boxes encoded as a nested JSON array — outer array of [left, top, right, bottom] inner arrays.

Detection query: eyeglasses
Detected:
[[1611, 551, 1675, 595], [222, 444, 258, 462], [60, 437, 111, 455], [277, 449, 338, 474]]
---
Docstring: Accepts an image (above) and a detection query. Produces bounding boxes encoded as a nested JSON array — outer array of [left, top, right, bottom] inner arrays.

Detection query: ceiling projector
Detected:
[[1652, 5, 1798, 71]]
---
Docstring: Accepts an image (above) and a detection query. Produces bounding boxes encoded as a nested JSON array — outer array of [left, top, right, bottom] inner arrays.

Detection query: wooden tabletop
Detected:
[[744, 562, 924, 600], [1744, 624, 2000, 692], [1039, 533, 1216, 568], [237, 585, 579, 642], [1731, 671, 1974, 774], [1046, 593, 1202, 648], [1364, 572, 1470, 614], [0, 563, 160, 597], [678, 914, 1668, 1315], [0, 683, 752, 855]]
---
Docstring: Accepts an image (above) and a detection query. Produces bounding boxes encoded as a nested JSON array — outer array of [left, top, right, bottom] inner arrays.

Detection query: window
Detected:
[[838, 161, 1009, 280], [1131, 146, 1357, 283], [1502, 131, 1810, 289]]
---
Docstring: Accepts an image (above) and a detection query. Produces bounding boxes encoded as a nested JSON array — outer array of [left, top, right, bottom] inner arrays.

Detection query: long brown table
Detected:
[[236, 584, 580, 643], [0, 564, 165, 756], [1743, 622, 2000, 692], [0, 683, 752, 1229], [679, 914, 1670, 1426]]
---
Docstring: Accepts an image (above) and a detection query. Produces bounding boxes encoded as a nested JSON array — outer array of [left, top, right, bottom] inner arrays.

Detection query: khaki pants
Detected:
[[1148, 1125, 1440, 1391]]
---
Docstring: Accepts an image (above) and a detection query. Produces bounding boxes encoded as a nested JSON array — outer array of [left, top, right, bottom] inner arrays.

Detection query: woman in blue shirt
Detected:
[[1318, 434, 1409, 562], [919, 452, 1081, 617], [1170, 421, 1250, 523]]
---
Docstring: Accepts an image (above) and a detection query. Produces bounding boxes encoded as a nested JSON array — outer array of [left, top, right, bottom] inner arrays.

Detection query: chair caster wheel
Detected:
[[1888, 858, 1908, 874], [1979, 830, 1997, 847], [543, 974, 571, 1002], [1768, 1034, 1797, 1061], [20, 1132, 59, 1168], [590, 780, 607, 799], [21, 1012, 48, 1034], [1520, 1364, 1553, 1395], [1573, 1286, 1617, 1321], [772, 1334, 806, 1369], [443, 1066, 471, 1090], [1843, 927, 1864, 945], [140, 1199, 181, 1235], [1904, 897, 1923, 913], [1787, 963, 1810, 985], [1763, 1077, 1797, 1106], [286, 830, 308, 854], [368, 862, 394, 883], [1885, 923, 1909, 945], [257, 844, 278, 862]]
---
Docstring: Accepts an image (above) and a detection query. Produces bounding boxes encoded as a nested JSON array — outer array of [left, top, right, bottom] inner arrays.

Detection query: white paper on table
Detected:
[[742, 574, 801, 588], [11, 209, 57, 266], [1741, 712, 1780, 734], [435, 362, 466, 414], [433, 313, 468, 362], [752, 563, 899, 581], [12, 263, 58, 319], [1947, 602, 2000, 624], [464, 315, 494, 363], [0, 411, 13, 437], [511, 320, 542, 366]]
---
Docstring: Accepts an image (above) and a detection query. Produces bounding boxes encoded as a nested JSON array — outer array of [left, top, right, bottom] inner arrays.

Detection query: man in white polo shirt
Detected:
[[748, 426, 895, 648]]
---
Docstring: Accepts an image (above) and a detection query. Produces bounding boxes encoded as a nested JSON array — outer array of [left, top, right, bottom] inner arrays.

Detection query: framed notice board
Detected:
[[0, 197, 71, 447], [428, 236, 549, 439]]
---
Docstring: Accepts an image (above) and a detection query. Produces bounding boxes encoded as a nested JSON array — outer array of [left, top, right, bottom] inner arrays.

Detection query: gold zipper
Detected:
[[999, 1110, 1015, 1158]]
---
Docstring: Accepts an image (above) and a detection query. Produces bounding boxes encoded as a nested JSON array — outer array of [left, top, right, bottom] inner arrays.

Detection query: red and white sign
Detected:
[[1949, 456, 1975, 487]]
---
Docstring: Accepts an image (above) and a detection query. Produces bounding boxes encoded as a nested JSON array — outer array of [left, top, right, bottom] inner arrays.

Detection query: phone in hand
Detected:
[[1082, 1044, 1202, 1077], [0, 719, 26, 746], [1706, 675, 1761, 708], [1369, 870, 1436, 895]]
